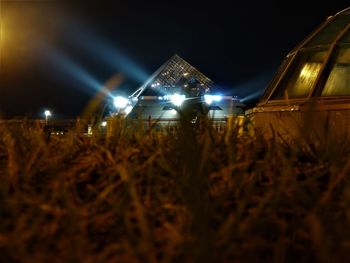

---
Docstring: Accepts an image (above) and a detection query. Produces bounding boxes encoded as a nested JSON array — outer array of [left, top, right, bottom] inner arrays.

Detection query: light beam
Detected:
[[40, 43, 113, 99], [67, 24, 148, 83]]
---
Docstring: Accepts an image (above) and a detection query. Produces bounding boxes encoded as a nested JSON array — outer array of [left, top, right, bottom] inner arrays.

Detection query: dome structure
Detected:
[[249, 7, 350, 139]]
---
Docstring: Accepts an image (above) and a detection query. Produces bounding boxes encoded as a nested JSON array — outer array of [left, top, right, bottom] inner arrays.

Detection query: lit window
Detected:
[[271, 50, 328, 100], [322, 48, 350, 96]]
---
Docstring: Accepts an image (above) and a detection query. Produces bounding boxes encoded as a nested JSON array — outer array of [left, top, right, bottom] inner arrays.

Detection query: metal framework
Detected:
[[248, 7, 350, 140], [257, 7, 350, 108], [130, 54, 214, 99]]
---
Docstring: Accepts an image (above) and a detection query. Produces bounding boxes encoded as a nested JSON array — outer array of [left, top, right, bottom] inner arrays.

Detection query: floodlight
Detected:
[[170, 94, 185, 107], [113, 96, 129, 109], [204, 94, 222, 105], [212, 95, 222, 101], [204, 95, 213, 105]]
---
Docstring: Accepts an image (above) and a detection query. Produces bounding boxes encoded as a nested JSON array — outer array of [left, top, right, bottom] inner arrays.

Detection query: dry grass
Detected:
[[0, 117, 350, 263]]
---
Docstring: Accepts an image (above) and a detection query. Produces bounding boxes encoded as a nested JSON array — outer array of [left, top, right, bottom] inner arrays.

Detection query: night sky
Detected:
[[0, 0, 349, 118]]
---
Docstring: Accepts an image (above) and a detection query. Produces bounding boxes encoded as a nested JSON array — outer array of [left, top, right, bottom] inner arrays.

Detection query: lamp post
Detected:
[[44, 110, 51, 124]]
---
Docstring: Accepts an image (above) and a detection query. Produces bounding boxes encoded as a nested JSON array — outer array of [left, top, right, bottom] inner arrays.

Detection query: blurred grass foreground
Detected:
[[0, 116, 350, 263]]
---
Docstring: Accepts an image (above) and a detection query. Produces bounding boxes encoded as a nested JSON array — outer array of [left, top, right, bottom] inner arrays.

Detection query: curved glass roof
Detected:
[[259, 7, 350, 106]]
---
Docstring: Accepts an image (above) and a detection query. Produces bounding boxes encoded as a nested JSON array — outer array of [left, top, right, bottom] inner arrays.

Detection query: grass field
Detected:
[[0, 117, 349, 263]]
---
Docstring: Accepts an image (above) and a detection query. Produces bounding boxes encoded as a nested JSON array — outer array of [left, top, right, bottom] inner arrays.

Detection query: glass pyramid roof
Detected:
[[131, 54, 214, 98], [259, 7, 350, 106]]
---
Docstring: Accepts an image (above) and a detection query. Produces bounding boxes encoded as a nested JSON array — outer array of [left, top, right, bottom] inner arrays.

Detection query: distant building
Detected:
[[248, 7, 350, 139], [112, 54, 245, 130]]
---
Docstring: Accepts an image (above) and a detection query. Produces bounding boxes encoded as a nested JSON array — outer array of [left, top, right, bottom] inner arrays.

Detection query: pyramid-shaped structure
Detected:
[[123, 54, 244, 121], [130, 54, 214, 98]]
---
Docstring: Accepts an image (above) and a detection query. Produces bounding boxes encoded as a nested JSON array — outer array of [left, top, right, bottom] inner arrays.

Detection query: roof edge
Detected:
[[335, 6, 350, 16]]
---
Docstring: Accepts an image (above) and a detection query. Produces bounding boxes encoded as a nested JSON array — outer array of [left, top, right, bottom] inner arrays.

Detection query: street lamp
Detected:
[[44, 110, 51, 123]]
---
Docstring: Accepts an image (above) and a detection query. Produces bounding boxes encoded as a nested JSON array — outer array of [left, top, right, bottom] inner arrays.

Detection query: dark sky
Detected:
[[0, 0, 349, 118]]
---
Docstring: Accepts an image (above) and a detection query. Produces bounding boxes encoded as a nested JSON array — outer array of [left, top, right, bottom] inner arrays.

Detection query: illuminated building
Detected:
[[112, 54, 245, 130], [248, 7, 350, 139]]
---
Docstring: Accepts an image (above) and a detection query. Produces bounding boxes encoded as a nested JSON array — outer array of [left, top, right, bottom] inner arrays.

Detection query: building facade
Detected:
[[248, 7, 350, 140]]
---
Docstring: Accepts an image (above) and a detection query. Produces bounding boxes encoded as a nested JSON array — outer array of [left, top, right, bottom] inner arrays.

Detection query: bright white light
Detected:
[[212, 95, 222, 101], [204, 95, 213, 105], [170, 109, 177, 114], [101, 121, 107, 127], [44, 110, 51, 117], [170, 93, 185, 107], [124, 105, 133, 115], [204, 95, 222, 105], [113, 96, 129, 109]]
